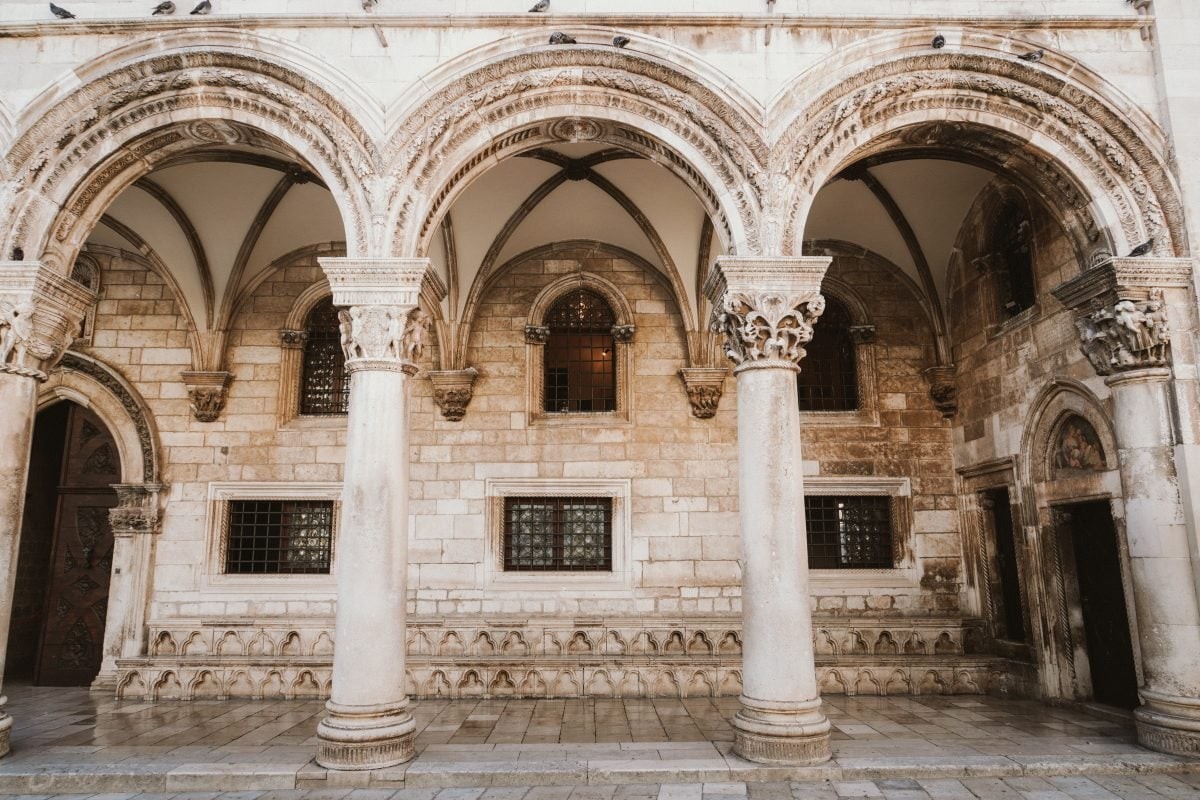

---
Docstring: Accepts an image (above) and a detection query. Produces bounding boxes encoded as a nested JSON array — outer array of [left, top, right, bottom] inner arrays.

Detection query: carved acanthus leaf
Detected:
[[710, 291, 825, 367]]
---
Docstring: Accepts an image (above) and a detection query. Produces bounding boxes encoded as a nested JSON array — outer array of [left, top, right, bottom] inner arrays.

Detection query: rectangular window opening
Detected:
[[224, 499, 334, 574], [805, 494, 894, 569], [503, 496, 612, 572]]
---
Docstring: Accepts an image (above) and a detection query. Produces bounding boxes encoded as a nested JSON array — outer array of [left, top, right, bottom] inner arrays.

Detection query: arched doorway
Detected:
[[7, 401, 120, 686]]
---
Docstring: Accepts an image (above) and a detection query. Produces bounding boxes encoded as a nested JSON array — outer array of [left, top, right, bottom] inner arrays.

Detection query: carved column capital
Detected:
[[181, 371, 233, 422], [428, 367, 479, 421], [108, 483, 163, 537], [0, 261, 96, 381], [703, 257, 832, 373], [678, 367, 728, 419], [1052, 257, 1192, 376], [923, 365, 959, 419], [319, 258, 447, 375]]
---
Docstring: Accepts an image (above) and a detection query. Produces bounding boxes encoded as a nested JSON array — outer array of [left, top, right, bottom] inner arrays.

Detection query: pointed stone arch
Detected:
[[383, 39, 767, 259], [773, 33, 1185, 261]]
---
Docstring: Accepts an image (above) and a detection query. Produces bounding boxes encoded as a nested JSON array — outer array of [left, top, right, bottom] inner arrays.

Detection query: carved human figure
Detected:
[[0, 300, 35, 367], [401, 308, 431, 363], [1144, 289, 1169, 362]]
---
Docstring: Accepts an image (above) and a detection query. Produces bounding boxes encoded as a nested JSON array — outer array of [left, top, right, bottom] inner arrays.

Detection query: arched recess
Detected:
[[773, 32, 1186, 261], [1022, 379, 1121, 487], [3, 37, 379, 276], [39, 352, 162, 485], [382, 36, 767, 260]]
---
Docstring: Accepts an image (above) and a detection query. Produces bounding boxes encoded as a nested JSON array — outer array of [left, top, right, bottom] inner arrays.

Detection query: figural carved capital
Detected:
[[0, 261, 96, 381], [181, 371, 233, 422], [319, 258, 448, 375], [428, 367, 479, 422], [1052, 257, 1192, 376], [703, 257, 831, 373], [678, 367, 728, 419], [109, 483, 164, 537]]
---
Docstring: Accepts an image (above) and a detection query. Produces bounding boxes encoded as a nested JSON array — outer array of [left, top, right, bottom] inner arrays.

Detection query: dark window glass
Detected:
[[805, 495, 893, 569], [993, 199, 1036, 317], [986, 487, 1026, 642], [300, 297, 349, 415], [225, 499, 334, 574], [543, 290, 616, 413], [797, 296, 858, 411], [503, 496, 612, 571]]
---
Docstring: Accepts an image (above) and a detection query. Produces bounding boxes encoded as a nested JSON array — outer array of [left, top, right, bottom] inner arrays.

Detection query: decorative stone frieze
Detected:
[[923, 366, 959, 418], [524, 325, 550, 344], [0, 262, 95, 381], [181, 371, 233, 422], [678, 367, 728, 419], [705, 258, 828, 371], [279, 329, 307, 349], [428, 367, 478, 421], [611, 324, 636, 343]]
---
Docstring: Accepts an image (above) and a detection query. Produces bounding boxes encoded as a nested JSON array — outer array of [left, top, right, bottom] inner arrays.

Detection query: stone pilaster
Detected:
[[314, 258, 442, 770], [0, 261, 95, 759], [93, 484, 163, 693], [428, 367, 478, 421], [1053, 257, 1200, 755], [704, 256, 833, 765]]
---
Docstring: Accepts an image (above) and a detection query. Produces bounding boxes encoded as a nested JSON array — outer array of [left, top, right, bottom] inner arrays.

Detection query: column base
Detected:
[[1134, 690, 1200, 756], [315, 699, 416, 770], [0, 701, 12, 758], [732, 696, 832, 765]]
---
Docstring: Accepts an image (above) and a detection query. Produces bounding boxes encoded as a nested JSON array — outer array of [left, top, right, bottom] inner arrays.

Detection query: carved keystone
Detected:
[[678, 367, 728, 419], [181, 371, 233, 422], [429, 367, 479, 421], [0, 261, 96, 381]]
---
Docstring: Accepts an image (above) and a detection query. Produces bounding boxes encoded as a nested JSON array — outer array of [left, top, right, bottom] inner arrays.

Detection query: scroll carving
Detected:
[[710, 292, 825, 368], [1075, 289, 1169, 375]]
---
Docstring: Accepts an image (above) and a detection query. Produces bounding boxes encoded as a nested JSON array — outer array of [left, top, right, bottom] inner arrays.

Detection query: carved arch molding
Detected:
[[2, 46, 1183, 270]]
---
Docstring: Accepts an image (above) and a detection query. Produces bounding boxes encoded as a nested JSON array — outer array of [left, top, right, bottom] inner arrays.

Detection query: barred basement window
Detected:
[[503, 496, 612, 571], [805, 495, 894, 569], [224, 499, 334, 574], [544, 290, 616, 413], [300, 297, 349, 415], [797, 296, 858, 411]]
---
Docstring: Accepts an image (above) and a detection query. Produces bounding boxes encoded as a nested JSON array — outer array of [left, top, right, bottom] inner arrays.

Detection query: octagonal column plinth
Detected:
[[0, 262, 95, 758], [705, 256, 833, 765], [314, 258, 443, 770]]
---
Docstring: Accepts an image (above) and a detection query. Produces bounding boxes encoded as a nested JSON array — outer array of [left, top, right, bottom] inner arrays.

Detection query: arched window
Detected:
[[990, 198, 1036, 317], [299, 297, 349, 415], [543, 290, 616, 414], [797, 296, 858, 411]]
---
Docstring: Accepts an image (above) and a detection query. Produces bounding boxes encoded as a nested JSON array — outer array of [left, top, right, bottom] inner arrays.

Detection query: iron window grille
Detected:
[[797, 296, 858, 411], [224, 499, 335, 574], [805, 494, 894, 569], [503, 496, 612, 571], [300, 297, 349, 415], [543, 290, 617, 413]]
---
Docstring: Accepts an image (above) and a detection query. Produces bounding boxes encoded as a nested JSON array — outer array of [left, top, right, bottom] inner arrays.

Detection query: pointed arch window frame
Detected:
[[278, 282, 350, 428]]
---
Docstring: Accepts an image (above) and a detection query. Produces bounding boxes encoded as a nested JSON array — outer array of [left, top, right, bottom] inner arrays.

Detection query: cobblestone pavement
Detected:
[[4, 773, 1200, 799]]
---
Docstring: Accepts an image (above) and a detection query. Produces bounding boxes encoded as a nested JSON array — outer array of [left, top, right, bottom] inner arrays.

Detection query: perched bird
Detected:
[[612, 35, 630, 48], [932, 34, 945, 49], [549, 31, 576, 44], [1018, 49, 1044, 62], [1127, 239, 1155, 257], [189, 0, 211, 14], [529, 0, 549, 11], [361, 0, 377, 8], [151, 1, 175, 14], [11, 247, 24, 262], [49, 3, 76, 19]]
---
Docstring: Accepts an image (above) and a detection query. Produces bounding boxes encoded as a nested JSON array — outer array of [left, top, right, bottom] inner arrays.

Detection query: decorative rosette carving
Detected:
[[710, 291, 825, 368]]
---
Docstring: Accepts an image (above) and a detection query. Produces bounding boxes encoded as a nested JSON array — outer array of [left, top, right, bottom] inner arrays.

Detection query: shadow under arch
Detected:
[[382, 40, 767, 260], [3, 39, 378, 275], [774, 33, 1185, 262], [39, 352, 162, 485]]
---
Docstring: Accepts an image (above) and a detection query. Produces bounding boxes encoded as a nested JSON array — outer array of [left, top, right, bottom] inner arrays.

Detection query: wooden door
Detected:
[[33, 404, 120, 686]]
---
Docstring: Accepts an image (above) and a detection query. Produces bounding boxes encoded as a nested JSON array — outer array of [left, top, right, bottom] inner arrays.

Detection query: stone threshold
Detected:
[[1, 744, 1197, 793]]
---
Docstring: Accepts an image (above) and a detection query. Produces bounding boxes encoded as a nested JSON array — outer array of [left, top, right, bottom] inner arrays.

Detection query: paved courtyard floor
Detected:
[[0, 684, 1198, 795]]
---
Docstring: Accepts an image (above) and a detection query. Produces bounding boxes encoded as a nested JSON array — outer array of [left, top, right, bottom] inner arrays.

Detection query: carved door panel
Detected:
[[34, 404, 119, 686], [1065, 501, 1139, 709]]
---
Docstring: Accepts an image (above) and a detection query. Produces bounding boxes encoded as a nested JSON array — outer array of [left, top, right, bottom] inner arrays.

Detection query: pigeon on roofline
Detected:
[[549, 32, 576, 44], [613, 35, 630, 48], [530, 0, 550, 11], [49, 3, 76, 19], [932, 34, 945, 49], [1018, 49, 1044, 62], [152, 1, 175, 14], [190, 0, 211, 14], [1127, 239, 1154, 258]]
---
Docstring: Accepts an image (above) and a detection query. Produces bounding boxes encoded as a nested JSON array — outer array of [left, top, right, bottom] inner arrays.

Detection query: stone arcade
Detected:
[[2, 0, 1200, 772]]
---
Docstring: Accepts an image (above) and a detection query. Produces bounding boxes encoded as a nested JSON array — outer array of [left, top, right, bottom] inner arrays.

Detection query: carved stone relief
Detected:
[[181, 371, 234, 423], [678, 367, 728, 419], [1074, 291, 1170, 375], [428, 367, 479, 421]]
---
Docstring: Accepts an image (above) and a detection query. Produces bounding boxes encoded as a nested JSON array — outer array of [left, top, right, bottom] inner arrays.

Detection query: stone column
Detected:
[[704, 256, 832, 765], [314, 258, 442, 770], [0, 262, 95, 758], [1054, 257, 1200, 755], [93, 484, 163, 693]]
